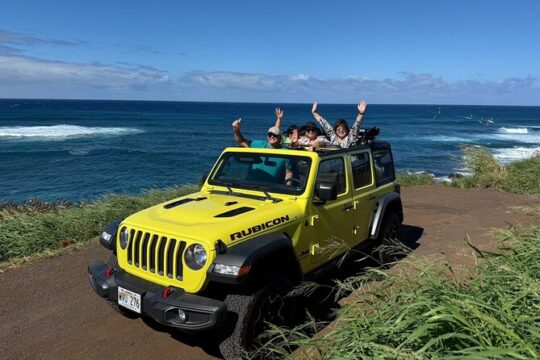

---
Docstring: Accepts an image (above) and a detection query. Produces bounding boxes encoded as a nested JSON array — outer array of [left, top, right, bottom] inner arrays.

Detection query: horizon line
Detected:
[[1, 97, 539, 108]]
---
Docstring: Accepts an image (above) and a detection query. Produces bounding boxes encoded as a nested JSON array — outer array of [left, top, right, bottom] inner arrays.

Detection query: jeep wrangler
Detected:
[[88, 141, 403, 359]]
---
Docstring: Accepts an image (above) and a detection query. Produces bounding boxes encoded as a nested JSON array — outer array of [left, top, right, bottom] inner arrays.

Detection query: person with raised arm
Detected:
[[231, 108, 294, 184], [231, 107, 284, 149], [311, 100, 368, 148]]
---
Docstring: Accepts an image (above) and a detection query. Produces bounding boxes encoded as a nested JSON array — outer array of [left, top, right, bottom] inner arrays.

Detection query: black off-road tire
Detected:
[[374, 212, 401, 265], [218, 274, 293, 360], [106, 254, 138, 318]]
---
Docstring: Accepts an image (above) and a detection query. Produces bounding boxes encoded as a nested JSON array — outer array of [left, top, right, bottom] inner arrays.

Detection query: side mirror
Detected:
[[314, 182, 337, 204]]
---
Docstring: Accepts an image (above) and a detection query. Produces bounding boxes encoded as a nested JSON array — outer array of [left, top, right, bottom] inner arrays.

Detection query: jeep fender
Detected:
[[369, 192, 403, 240], [207, 232, 302, 285]]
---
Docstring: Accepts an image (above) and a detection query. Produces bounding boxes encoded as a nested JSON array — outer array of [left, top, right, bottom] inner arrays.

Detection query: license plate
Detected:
[[118, 286, 141, 313]]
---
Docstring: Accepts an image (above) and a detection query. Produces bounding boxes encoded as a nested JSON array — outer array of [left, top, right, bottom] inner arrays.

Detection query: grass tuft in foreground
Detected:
[[0, 185, 197, 263], [257, 224, 540, 359]]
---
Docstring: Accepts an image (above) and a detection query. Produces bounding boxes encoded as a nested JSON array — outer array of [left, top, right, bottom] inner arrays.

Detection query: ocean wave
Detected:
[[492, 146, 540, 163], [498, 127, 528, 134], [0, 125, 142, 140], [422, 135, 475, 143], [488, 133, 540, 144], [69, 149, 90, 156]]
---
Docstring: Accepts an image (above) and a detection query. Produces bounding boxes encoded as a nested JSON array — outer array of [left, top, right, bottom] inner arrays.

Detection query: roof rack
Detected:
[[315, 127, 383, 155]]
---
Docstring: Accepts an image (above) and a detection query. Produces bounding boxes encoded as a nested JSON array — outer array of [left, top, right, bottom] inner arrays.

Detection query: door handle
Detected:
[[341, 205, 354, 212], [367, 195, 377, 201]]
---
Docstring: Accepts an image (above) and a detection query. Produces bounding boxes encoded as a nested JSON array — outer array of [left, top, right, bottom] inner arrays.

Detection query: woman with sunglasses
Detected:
[[296, 121, 329, 151], [311, 100, 367, 148]]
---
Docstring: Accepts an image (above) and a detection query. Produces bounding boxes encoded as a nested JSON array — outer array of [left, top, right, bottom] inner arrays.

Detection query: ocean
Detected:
[[1, 99, 539, 203]]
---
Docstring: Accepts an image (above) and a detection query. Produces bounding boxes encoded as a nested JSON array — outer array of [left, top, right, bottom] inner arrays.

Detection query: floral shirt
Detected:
[[315, 116, 363, 148]]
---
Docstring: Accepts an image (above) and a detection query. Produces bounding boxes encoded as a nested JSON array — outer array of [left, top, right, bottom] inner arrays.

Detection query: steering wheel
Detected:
[[286, 178, 302, 186]]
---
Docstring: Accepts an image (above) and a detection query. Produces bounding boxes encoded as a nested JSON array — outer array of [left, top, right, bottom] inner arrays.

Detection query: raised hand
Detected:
[[358, 100, 367, 114], [311, 102, 318, 114], [275, 107, 283, 119], [232, 118, 242, 128]]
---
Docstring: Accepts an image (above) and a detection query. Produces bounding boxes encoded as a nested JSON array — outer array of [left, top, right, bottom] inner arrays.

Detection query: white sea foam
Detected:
[[492, 146, 540, 163], [0, 125, 142, 140], [69, 149, 90, 156], [422, 135, 475, 143], [498, 127, 528, 134], [433, 176, 451, 183], [488, 133, 540, 144]]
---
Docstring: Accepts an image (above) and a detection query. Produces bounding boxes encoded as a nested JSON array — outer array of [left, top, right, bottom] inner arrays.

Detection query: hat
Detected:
[[267, 126, 281, 136], [300, 121, 321, 134], [285, 124, 299, 135]]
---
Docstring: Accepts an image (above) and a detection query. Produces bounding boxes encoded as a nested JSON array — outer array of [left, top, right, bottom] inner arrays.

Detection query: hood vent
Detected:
[[164, 197, 207, 209], [214, 206, 254, 218]]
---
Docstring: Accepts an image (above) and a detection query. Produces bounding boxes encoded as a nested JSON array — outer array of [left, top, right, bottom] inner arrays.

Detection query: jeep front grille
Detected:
[[126, 228, 187, 281]]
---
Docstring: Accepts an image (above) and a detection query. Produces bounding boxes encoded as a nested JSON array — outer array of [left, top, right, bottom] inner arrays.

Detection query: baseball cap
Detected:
[[268, 126, 281, 136]]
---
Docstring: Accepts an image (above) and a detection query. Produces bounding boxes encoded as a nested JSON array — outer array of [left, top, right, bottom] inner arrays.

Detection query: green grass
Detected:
[[257, 223, 540, 359], [396, 173, 435, 187], [452, 147, 540, 194], [0, 185, 197, 263], [396, 147, 539, 194]]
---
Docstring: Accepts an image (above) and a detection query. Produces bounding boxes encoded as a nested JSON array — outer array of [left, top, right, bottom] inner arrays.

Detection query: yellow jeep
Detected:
[[88, 142, 403, 359]]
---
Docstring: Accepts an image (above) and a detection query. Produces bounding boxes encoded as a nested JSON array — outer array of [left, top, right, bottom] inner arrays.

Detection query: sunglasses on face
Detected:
[[305, 129, 317, 133], [267, 133, 279, 138]]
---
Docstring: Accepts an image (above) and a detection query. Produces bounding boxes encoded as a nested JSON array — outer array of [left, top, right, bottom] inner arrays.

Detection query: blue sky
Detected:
[[1, 0, 539, 105]]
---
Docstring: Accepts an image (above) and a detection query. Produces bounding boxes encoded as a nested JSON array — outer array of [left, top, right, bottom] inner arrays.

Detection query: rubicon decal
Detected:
[[230, 215, 290, 241]]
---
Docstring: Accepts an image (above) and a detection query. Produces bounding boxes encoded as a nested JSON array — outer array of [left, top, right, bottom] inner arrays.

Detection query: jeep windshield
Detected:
[[208, 152, 312, 196]]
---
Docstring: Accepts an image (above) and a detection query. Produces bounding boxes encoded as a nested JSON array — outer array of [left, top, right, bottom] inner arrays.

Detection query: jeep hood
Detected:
[[122, 191, 304, 246]]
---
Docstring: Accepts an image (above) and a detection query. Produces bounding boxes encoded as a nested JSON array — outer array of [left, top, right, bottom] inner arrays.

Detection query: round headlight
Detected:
[[119, 227, 129, 249], [184, 244, 207, 270]]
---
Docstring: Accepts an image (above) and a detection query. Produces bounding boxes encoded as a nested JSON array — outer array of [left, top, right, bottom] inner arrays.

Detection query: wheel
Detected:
[[218, 274, 293, 360], [374, 212, 401, 265], [106, 254, 138, 318]]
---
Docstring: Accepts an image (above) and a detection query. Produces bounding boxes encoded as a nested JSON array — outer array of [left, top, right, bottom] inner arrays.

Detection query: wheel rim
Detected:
[[249, 292, 287, 343]]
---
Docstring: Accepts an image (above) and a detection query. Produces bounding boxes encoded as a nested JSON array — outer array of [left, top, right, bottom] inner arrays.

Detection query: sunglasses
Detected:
[[267, 133, 279, 138], [305, 128, 317, 133]]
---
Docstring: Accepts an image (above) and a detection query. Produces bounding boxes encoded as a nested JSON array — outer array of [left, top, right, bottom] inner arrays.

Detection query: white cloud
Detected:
[[0, 55, 172, 92], [0, 40, 538, 104], [181, 71, 282, 91], [290, 73, 310, 81], [179, 70, 540, 104], [0, 29, 81, 47]]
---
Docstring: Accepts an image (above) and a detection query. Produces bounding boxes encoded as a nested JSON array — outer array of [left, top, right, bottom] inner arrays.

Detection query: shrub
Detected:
[[452, 147, 540, 194], [396, 173, 435, 187]]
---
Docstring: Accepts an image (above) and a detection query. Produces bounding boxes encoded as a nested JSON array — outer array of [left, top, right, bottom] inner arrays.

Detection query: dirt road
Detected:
[[1, 186, 538, 360]]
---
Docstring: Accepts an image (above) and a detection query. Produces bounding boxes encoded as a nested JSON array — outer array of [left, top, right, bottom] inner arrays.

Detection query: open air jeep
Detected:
[[88, 141, 403, 359]]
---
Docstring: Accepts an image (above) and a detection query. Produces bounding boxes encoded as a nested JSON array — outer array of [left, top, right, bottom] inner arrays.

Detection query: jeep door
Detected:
[[348, 150, 378, 244], [309, 156, 355, 265]]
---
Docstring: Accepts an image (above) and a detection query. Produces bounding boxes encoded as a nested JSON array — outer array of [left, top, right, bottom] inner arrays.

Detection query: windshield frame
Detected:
[[207, 151, 313, 196]]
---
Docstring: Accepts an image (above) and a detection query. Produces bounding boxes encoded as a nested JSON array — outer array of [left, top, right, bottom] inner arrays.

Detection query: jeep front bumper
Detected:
[[87, 260, 227, 331]]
